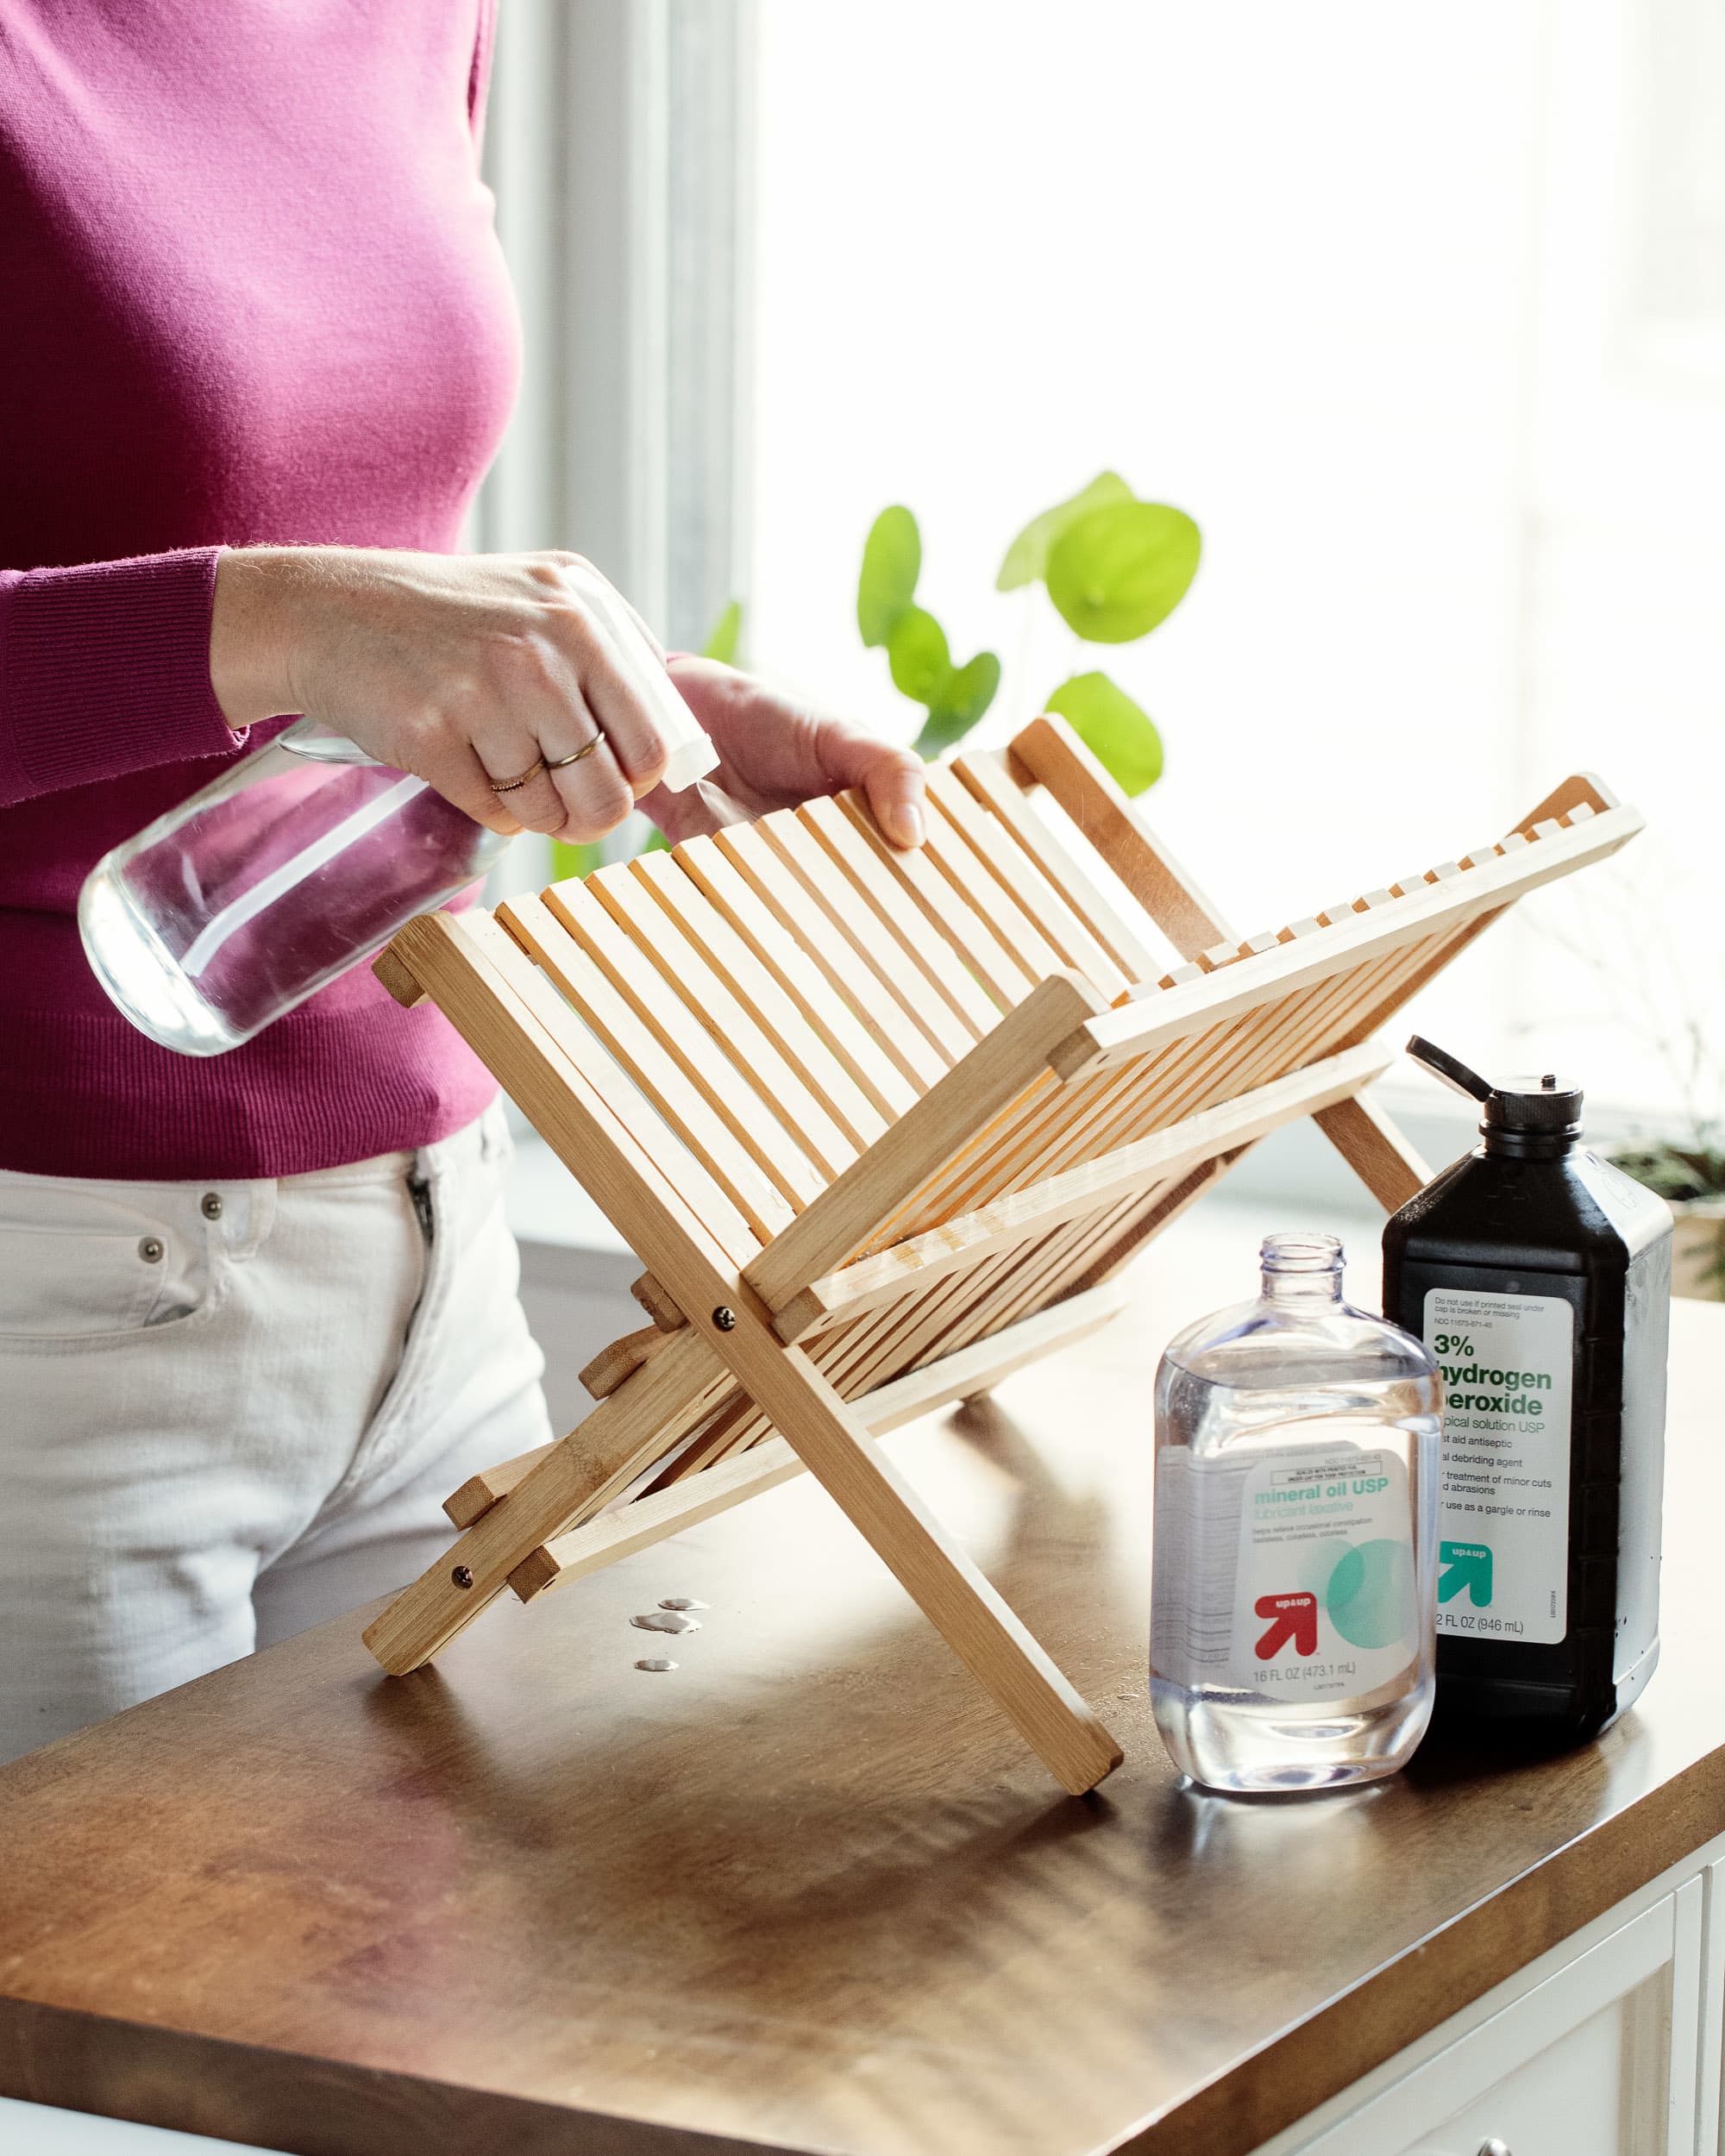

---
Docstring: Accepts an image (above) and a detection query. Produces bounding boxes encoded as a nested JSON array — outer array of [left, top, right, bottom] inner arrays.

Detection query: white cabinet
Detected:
[[1703, 1855, 1724, 2156], [1261, 1836, 1725, 2156], [1403, 1977, 1669, 2156]]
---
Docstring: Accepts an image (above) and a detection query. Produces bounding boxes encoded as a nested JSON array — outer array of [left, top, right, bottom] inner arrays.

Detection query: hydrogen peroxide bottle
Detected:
[[1151, 1234, 1440, 1795], [1382, 1037, 1672, 1744]]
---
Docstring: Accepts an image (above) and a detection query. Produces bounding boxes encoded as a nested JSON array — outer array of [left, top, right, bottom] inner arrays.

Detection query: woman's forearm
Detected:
[[206, 548, 297, 730], [3, 543, 925, 856]]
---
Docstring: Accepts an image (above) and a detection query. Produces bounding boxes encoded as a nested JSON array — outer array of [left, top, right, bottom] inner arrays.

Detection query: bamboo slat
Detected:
[[712, 823, 951, 1091]]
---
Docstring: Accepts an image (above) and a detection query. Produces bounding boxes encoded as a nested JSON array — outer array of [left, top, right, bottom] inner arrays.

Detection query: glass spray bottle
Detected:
[[78, 563, 720, 1056], [1151, 1234, 1441, 1793]]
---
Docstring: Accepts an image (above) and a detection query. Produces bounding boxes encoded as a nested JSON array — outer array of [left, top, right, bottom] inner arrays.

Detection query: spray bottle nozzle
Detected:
[[1405, 1035, 1494, 1104]]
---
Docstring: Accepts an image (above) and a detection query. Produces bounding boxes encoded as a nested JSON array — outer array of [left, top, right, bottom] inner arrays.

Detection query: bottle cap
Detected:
[[1405, 1036, 1583, 1138], [1481, 1074, 1584, 1135]]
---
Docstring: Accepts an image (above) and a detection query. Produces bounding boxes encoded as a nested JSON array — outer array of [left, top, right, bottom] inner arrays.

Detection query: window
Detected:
[[483, 0, 1722, 1135], [748, 0, 1723, 1131]]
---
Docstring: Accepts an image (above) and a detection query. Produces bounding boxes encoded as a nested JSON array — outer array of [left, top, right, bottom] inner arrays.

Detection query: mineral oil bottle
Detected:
[[1151, 1235, 1440, 1793], [1383, 1037, 1671, 1743]]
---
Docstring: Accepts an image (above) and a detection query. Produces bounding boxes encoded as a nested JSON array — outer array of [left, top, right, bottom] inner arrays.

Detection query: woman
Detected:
[[0, 1, 925, 1764]]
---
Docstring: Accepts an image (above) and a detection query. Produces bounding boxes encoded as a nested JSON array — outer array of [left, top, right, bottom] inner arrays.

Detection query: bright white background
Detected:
[[748, 0, 1725, 1131]]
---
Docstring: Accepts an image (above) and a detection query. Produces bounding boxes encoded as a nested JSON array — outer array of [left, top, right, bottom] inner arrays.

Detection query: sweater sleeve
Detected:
[[0, 548, 245, 808]]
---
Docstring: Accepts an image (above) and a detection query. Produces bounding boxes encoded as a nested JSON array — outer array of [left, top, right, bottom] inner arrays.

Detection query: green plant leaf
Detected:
[[1044, 671, 1164, 793], [887, 605, 952, 704], [1609, 1144, 1725, 1202], [996, 470, 1134, 592], [1044, 501, 1201, 643], [549, 838, 605, 882], [701, 599, 743, 665], [940, 649, 1001, 728], [914, 650, 1001, 757], [857, 505, 921, 647]]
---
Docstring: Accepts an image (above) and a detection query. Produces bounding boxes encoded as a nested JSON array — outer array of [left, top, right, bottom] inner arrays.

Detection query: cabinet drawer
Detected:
[[1289, 1890, 1690, 2156], [1400, 1975, 1666, 2155]]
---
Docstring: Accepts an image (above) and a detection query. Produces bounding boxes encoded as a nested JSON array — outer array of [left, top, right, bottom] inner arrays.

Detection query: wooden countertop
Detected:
[[2, 1254, 1722, 2156]]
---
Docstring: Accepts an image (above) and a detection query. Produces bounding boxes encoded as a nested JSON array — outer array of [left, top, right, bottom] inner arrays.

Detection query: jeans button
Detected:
[[200, 1192, 223, 1221], [138, 1236, 165, 1263]]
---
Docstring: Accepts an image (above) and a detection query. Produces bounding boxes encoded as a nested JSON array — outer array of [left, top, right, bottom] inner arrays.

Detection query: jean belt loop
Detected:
[[222, 1179, 276, 1262]]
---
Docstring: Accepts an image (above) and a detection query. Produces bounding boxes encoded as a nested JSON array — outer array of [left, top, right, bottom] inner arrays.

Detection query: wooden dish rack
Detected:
[[361, 716, 1640, 1794]]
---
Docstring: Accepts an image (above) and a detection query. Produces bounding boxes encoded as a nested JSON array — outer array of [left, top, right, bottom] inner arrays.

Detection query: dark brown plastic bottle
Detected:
[[1381, 1038, 1672, 1744]]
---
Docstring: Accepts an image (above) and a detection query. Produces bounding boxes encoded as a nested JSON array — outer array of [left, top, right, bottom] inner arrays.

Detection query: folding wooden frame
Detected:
[[361, 717, 1640, 1794]]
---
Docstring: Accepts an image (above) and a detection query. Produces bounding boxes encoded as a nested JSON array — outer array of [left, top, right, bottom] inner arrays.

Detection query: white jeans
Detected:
[[0, 1103, 550, 1764]]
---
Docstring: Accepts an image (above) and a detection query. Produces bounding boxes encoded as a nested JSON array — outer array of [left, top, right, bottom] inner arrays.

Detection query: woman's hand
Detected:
[[209, 548, 925, 852], [645, 655, 925, 850], [210, 547, 676, 841]]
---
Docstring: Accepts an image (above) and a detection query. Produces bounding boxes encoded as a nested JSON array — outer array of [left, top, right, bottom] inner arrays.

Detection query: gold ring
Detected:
[[488, 755, 548, 794], [544, 738, 602, 771]]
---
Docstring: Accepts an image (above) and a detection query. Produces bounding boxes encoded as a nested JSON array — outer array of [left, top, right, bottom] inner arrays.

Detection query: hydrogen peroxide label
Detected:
[[1151, 1438, 1418, 1702], [1424, 1288, 1573, 1645]]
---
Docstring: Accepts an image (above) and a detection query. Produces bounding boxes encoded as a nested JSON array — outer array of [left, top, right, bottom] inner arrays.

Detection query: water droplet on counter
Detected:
[[635, 1657, 678, 1673], [631, 1609, 701, 1635], [658, 1596, 708, 1612]]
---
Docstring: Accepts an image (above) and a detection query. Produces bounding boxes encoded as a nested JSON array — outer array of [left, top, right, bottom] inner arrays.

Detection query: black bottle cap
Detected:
[[1406, 1037, 1583, 1138], [1481, 1073, 1584, 1135]]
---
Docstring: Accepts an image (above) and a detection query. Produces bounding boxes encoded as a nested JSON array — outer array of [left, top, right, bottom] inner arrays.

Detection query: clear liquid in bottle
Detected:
[[78, 726, 506, 1055], [1151, 1233, 1440, 1794], [77, 557, 721, 1057]]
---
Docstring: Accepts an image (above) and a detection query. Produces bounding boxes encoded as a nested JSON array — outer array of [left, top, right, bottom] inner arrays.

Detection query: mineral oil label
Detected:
[[1424, 1288, 1572, 1645], [1152, 1439, 1417, 1702], [1230, 1447, 1417, 1701]]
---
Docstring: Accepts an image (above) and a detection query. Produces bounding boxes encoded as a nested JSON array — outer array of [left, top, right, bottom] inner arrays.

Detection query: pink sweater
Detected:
[[0, 1, 519, 1177]]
